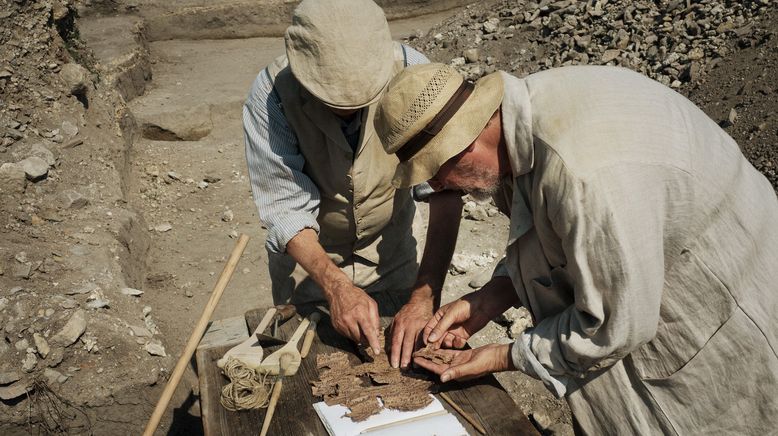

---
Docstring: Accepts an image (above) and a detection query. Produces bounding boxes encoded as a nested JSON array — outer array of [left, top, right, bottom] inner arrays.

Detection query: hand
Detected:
[[390, 298, 435, 368], [423, 292, 491, 349], [327, 283, 381, 355], [414, 343, 514, 382]]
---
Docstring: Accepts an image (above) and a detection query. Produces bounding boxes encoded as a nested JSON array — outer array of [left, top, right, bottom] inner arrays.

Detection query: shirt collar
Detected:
[[498, 71, 534, 178]]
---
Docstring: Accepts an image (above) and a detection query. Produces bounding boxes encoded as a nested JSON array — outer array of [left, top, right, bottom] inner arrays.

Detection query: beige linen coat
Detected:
[[495, 66, 778, 434]]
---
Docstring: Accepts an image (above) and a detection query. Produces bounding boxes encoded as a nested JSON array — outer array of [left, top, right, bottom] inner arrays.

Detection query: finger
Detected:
[[360, 317, 382, 356], [400, 326, 418, 368], [426, 307, 458, 344], [421, 311, 442, 344], [452, 335, 468, 349], [390, 324, 404, 368]]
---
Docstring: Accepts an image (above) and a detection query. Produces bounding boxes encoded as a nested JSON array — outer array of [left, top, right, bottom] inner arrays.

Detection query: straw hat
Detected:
[[284, 0, 395, 109], [376, 63, 504, 188]]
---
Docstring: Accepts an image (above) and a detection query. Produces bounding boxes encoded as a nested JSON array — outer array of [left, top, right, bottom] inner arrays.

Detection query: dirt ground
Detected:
[[0, 0, 776, 435]]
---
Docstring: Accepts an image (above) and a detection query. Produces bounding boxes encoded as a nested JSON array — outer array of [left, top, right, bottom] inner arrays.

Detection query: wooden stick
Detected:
[[142, 234, 250, 436], [259, 378, 283, 436], [259, 353, 293, 436], [439, 392, 486, 435], [300, 312, 320, 359], [359, 409, 448, 434]]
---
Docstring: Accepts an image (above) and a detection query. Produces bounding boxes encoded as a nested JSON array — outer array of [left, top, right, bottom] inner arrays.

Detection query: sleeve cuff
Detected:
[[511, 331, 570, 398], [266, 213, 320, 253]]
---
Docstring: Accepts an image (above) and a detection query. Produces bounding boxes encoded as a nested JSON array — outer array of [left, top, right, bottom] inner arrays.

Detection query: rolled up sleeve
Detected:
[[243, 70, 321, 253], [513, 165, 666, 394]]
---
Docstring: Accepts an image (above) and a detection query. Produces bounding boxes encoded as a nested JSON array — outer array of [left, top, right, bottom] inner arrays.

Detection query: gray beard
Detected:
[[467, 186, 498, 203]]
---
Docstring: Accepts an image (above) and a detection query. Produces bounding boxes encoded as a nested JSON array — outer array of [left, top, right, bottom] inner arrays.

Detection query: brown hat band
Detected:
[[396, 80, 475, 163]]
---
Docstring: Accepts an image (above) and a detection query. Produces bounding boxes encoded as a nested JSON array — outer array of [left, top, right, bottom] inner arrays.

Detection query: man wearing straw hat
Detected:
[[243, 0, 462, 359], [376, 63, 778, 433]]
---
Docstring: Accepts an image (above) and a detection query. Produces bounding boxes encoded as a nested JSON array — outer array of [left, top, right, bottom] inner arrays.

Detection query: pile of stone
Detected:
[[413, 0, 771, 88]]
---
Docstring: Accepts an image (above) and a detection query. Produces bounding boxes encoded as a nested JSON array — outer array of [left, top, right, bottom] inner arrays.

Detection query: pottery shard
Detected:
[[51, 309, 87, 347]]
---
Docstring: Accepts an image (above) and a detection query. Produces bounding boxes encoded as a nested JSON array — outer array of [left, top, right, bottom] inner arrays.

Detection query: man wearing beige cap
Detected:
[[376, 63, 778, 433], [243, 0, 462, 358]]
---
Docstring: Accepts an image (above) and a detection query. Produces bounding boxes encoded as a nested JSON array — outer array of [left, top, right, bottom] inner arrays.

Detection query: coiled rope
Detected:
[[219, 357, 275, 411]]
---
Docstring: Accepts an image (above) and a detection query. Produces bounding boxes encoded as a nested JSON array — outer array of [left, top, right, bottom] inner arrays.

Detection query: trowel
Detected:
[[254, 304, 297, 346]]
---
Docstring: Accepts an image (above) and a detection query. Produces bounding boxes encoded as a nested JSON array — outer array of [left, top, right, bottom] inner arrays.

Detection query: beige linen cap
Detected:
[[284, 0, 395, 109], [376, 63, 504, 188]]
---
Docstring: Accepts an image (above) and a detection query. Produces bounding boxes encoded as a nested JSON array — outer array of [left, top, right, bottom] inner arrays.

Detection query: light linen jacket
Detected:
[[495, 66, 778, 435]]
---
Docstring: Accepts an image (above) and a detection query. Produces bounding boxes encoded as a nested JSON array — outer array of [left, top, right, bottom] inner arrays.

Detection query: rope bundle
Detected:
[[219, 357, 275, 411]]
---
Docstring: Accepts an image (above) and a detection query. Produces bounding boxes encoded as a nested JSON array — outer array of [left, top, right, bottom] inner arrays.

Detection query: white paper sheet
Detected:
[[313, 395, 469, 436]]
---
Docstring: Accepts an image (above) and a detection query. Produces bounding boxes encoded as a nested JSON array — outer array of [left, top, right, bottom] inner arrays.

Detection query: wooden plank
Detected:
[[198, 316, 249, 350]]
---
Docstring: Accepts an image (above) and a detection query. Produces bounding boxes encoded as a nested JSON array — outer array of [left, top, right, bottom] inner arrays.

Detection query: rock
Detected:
[[0, 381, 31, 400], [86, 298, 109, 309], [14, 339, 29, 351], [121, 287, 144, 296], [60, 121, 78, 138], [0, 371, 21, 385], [221, 210, 234, 222], [12, 263, 32, 279], [166, 171, 181, 181], [18, 156, 49, 182], [22, 352, 37, 372], [59, 190, 89, 209], [0, 297, 7, 311], [449, 253, 472, 275], [33, 333, 50, 358], [67, 282, 99, 295], [601, 49, 621, 63], [129, 325, 152, 338], [30, 144, 57, 167], [463, 201, 489, 221], [45, 347, 64, 368], [145, 341, 167, 357], [469, 269, 493, 289], [60, 298, 78, 309], [196, 181, 209, 190], [728, 108, 738, 125], [450, 56, 466, 67], [463, 48, 481, 63], [43, 368, 68, 384], [51, 309, 87, 347], [482, 18, 500, 34], [59, 63, 90, 96], [0, 162, 27, 194], [154, 223, 173, 232]]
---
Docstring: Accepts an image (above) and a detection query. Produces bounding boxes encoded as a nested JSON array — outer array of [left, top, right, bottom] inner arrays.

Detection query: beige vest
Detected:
[[266, 44, 415, 266]]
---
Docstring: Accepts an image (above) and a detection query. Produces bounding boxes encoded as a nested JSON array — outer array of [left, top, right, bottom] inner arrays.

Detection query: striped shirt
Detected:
[[243, 44, 429, 253]]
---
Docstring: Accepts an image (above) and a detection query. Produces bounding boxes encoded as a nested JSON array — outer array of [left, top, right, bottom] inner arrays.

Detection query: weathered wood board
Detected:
[[197, 292, 539, 436]]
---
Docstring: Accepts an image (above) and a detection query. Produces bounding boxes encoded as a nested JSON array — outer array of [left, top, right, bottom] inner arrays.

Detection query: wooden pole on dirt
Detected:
[[142, 234, 250, 436]]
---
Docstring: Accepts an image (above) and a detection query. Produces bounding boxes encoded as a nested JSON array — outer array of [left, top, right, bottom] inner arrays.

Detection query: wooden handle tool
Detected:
[[142, 234, 249, 436], [300, 312, 321, 359], [259, 352, 293, 436]]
